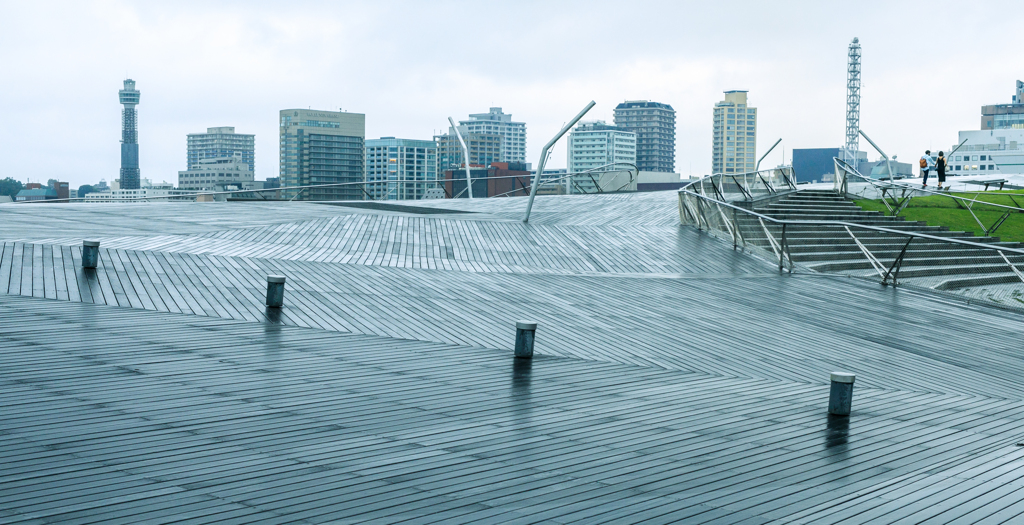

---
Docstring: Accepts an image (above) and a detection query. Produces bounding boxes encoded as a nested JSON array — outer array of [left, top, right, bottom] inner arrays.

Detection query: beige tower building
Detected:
[[712, 91, 757, 174]]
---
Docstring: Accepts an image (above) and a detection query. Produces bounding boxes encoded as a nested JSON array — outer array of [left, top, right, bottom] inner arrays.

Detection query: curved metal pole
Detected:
[[755, 138, 782, 171], [859, 130, 893, 181], [448, 117, 473, 199], [523, 100, 596, 223]]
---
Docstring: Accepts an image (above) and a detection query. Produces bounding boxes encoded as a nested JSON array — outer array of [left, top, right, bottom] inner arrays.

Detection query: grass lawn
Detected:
[[853, 190, 1024, 243]]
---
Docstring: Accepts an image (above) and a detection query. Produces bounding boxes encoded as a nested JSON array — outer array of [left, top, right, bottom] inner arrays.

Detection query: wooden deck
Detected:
[[3, 191, 1024, 523]]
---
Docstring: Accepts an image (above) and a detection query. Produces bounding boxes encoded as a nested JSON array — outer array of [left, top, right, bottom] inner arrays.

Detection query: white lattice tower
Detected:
[[844, 38, 861, 169]]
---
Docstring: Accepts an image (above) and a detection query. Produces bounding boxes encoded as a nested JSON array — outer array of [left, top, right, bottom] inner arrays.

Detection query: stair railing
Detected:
[[679, 186, 1024, 303], [834, 157, 1024, 236]]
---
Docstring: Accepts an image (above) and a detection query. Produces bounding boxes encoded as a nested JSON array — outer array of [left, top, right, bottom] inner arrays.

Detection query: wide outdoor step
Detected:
[[761, 204, 873, 212], [758, 207, 882, 216], [736, 219, 947, 232], [784, 236, 1012, 248], [753, 213, 903, 222], [934, 273, 1024, 291], [790, 248, 1011, 263], [808, 259, 1024, 276]]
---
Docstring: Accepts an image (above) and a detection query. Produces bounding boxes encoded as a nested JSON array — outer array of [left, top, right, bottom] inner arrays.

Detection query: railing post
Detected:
[[779, 224, 787, 272]]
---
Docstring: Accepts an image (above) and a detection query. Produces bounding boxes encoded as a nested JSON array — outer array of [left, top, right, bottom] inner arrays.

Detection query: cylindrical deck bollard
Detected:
[[828, 372, 856, 416], [82, 241, 100, 269], [266, 275, 286, 308], [514, 321, 537, 359]]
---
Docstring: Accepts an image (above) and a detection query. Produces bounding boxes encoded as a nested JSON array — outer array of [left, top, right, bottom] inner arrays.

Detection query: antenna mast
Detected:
[[844, 38, 861, 170]]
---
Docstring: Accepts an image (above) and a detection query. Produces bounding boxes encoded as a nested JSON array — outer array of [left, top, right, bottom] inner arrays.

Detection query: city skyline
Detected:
[[1, 1, 1020, 188]]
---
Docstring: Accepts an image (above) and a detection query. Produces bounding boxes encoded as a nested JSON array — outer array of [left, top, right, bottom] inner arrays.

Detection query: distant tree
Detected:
[[47, 178, 59, 189], [78, 184, 95, 198], [0, 177, 24, 197]]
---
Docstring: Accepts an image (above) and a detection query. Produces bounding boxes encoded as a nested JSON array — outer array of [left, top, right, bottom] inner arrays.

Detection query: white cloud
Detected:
[[1, 0, 1020, 188]]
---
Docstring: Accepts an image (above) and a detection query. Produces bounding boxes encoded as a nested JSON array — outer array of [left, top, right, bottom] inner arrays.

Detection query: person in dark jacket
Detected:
[[935, 151, 948, 190]]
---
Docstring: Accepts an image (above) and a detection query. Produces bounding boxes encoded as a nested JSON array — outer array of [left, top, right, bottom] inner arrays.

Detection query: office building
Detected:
[[434, 128, 503, 171], [943, 83, 1024, 177], [178, 152, 254, 191], [83, 188, 196, 202], [712, 91, 757, 174], [980, 80, 1024, 129], [946, 129, 1024, 176], [279, 109, 365, 201], [458, 108, 526, 163], [118, 79, 141, 190], [613, 100, 676, 172], [365, 137, 438, 200], [187, 127, 255, 173]]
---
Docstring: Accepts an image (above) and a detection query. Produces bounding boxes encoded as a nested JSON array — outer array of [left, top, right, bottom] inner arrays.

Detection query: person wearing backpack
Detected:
[[920, 150, 935, 187], [935, 151, 948, 190]]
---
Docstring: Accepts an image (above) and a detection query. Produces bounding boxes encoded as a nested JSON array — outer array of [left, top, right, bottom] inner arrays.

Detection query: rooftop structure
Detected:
[[2, 189, 1024, 522], [613, 100, 676, 172], [118, 79, 141, 190]]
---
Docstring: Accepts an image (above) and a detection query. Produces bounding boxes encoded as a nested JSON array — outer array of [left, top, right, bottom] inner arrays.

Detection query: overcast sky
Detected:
[[2, 0, 1021, 188]]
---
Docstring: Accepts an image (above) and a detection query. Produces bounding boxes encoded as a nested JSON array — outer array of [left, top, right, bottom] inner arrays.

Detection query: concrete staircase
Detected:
[[749, 190, 1024, 290]]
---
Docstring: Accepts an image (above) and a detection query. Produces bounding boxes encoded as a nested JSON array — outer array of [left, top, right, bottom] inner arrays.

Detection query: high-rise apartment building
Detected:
[[458, 108, 526, 163], [434, 128, 503, 171], [567, 121, 637, 173], [365, 138, 438, 200], [279, 109, 365, 201], [712, 91, 757, 174], [612, 101, 675, 172], [118, 79, 141, 190], [187, 127, 255, 173]]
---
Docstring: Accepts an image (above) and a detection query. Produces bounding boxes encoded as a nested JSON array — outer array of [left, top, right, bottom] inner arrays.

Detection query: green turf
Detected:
[[853, 191, 1024, 243]]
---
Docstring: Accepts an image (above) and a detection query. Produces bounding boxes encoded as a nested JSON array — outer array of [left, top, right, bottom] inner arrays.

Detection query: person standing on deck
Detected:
[[920, 150, 935, 187], [936, 151, 948, 190]]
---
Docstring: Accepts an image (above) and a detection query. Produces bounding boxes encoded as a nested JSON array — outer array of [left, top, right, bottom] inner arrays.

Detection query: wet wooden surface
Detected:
[[3, 192, 1024, 523]]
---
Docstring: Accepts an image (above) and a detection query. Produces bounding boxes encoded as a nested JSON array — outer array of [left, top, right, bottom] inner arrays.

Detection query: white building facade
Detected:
[[567, 121, 637, 173], [566, 121, 636, 193], [458, 108, 526, 163], [947, 129, 1024, 176], [365, 137, 438, 200], [178, 152, 254, 191], [187, 127, 255, 173]]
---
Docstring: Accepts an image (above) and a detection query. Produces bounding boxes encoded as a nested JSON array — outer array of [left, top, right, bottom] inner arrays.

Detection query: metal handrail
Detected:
[[679, 187, 1024, 257], [836, 157, 1024, 214], [9, 168, 639, 206], [834, 157, 1024, 234], [679, 166, 798, 201], [490, 163, 640, 199]]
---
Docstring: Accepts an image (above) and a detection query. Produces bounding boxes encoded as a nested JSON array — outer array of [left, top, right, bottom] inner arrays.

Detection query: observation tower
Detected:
[[119, 79, 141, 190]]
